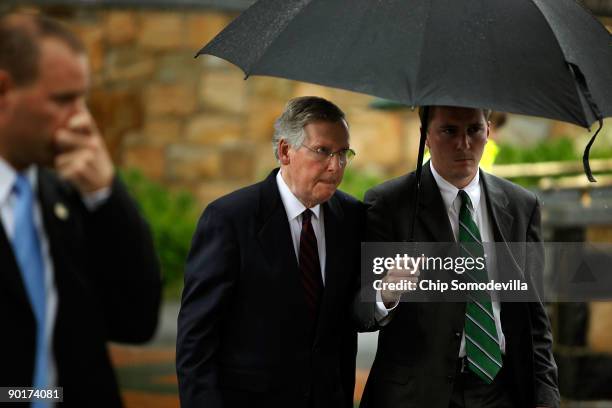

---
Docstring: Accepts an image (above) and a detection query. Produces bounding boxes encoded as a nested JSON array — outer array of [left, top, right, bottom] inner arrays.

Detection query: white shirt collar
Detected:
[[276, 170, 321, 221], [0, 156, 38, 206], [429, 162, 481, 212]]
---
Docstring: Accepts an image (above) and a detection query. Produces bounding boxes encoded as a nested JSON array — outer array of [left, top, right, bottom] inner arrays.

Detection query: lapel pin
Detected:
[[54, 203, 69, 221]]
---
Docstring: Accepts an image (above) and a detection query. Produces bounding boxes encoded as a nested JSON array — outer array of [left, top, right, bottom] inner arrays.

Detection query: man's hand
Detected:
[[381, 261, 420, 308], [54, 110, 114, 194]]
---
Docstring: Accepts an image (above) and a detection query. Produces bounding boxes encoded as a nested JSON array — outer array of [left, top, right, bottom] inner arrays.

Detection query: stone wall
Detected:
[[5, 5, 612, 207], [5, 5, 422, 206]]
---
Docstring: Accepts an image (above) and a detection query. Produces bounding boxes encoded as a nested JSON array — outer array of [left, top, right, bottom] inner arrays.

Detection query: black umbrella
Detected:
[[199, 0, 610, 125], [198, 0, 611, 238]]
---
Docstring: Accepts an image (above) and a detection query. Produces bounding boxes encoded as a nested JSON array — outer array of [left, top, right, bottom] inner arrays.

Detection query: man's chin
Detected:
[[453, 162, 477, 173], [312, 186, 338, 205], [454, 159, 475, 166]]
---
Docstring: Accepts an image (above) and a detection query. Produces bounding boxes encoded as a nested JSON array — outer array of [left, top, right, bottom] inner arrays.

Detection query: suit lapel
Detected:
[[256, 169, 300, 285], [0, 216, 32, 311], [36, 169, 74, 283], [480, 171, 528, 338], [415, 164, 455, 243], [313, 194, 344, 341], [481, 171, 513, 243], [0, 168, 72, 316], [481, 171, 526, 280]]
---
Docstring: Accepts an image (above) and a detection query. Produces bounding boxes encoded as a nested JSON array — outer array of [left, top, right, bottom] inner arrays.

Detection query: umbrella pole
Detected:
[[409, 106, 428, 242]]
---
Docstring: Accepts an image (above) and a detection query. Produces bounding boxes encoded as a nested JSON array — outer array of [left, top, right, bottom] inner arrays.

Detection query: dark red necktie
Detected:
[[299, 209, 324, 324]]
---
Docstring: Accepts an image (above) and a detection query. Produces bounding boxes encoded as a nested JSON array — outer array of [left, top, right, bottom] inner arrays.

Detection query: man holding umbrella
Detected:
[[357, 105, 559, 408]]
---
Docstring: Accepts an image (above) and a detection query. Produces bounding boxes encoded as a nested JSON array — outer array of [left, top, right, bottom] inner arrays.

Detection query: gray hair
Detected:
[[272, 96, 347, 160]]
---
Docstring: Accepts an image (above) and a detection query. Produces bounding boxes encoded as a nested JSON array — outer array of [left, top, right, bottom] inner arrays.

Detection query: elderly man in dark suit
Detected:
[[357, 106, 559, 408], [177, 96, 363, 408], [0, 13, 161, 407]]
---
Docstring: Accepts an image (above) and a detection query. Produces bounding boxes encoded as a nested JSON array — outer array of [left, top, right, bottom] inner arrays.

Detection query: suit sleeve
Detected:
[[364, 188, 395, 242], [353, 188, 394, 332], [340, 199, 366, 408], [86, 176, 162, 343], [526, 198, 560, 408], [176, 204, 238, 408]]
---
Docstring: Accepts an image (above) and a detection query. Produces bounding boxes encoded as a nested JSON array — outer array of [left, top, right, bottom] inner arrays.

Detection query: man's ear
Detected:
[[278, 139, 291, 165]]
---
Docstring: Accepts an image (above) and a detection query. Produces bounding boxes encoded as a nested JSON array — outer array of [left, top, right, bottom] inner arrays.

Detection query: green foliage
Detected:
[[495, 136, 612, 187], [121, 168, 198, 297], [339, 168, 383, 200], [495, 137, 578, 165]]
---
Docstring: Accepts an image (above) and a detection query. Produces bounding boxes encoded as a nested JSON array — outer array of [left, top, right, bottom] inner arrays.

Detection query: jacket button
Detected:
[[454, 331, 461, 337]]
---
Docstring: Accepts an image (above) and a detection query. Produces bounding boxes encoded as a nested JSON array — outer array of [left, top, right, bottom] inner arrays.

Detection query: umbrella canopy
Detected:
[[199, 0, 611, 128], [199, 0, 611, 240]]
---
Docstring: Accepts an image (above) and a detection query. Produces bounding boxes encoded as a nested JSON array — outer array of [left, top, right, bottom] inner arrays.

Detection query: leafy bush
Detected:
[[121, 168, 198, 298], [495, 136, 612, 187], [339, 168, 383, 200], [497, 135, 612, 165], [496, 137, 578, 165]]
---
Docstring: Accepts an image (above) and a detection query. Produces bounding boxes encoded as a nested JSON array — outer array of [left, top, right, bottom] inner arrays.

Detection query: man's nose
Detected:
[[327, 154, 343, 172], [72, 98, 87, 115], [457, 132, 470, 150]]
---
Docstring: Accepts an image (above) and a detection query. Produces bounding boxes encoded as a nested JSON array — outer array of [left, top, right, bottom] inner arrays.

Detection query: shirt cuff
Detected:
[[81, 186, 111, 211], [375, 290, 399, 326]]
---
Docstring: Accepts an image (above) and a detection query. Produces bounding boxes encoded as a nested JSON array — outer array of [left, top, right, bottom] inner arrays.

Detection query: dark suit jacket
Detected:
[[356, 163, 559, 408], [0, 168, 161, 408], [177, 169, 363, 408]]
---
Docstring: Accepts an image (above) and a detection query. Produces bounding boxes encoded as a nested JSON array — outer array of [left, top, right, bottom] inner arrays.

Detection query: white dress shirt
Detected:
[[0, 157, 112, 386], [429, 164, 505, 356], [276, 170, 327, 284], [0, 158, 58, 387], [376, 164, 506, 355]]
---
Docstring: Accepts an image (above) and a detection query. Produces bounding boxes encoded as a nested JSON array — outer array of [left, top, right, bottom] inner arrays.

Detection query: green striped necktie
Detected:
[[458, 190, 502, 384]]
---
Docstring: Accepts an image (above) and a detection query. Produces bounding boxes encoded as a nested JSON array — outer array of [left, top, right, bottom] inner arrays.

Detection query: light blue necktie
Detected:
[[12, 174, 49, 404]]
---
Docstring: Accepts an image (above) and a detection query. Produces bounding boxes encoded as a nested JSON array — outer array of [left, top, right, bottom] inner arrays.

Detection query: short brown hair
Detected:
[[0, 13, 85, 86], [418, 105, 492, 131]]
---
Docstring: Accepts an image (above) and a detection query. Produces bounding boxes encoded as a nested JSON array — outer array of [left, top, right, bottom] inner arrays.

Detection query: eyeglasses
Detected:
[[301, 144, 356, 167]]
